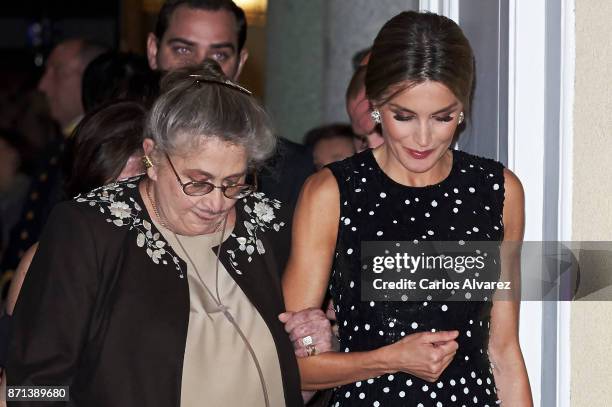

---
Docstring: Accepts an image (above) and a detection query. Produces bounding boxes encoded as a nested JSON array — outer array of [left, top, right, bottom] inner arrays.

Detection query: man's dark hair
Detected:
[[154, 0, 247, 51], [303, 123, 357, 148]]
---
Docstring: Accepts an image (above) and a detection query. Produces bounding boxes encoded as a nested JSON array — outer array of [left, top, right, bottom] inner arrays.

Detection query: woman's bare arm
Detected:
[[489, 168, 533, 406], [282, 169, 459, 389]]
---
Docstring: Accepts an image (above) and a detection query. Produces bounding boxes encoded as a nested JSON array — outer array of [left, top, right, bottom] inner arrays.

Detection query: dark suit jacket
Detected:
[[259, 138, 315, 213], [7, 176, 303, 407]]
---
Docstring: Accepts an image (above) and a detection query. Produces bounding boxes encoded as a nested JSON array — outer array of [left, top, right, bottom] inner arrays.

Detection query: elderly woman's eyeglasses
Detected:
[[165, 154, 257, 199]]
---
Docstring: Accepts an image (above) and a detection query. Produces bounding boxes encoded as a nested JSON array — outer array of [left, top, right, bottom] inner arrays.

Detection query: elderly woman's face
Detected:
[[151, 136, 248, 236]]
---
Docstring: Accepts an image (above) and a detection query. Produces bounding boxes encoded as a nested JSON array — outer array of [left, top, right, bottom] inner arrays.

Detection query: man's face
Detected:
[[38, 41, 85, 128], [147, 5, 248, 80]]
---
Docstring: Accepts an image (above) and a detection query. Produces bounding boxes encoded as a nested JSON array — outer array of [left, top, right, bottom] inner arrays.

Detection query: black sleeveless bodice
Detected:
[[326, 149, 505, 406]]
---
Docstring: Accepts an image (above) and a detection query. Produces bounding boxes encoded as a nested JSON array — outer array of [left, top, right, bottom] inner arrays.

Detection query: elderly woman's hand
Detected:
[[279, 308, 334, 358]]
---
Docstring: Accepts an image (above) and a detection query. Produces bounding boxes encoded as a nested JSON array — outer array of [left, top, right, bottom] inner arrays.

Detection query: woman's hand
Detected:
[[279, 308, 334, 358], [378, 330, 459, 382]]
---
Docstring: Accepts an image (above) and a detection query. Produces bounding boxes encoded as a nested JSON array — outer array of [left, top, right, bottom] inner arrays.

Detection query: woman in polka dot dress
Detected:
[[282, 11, 532, 407]]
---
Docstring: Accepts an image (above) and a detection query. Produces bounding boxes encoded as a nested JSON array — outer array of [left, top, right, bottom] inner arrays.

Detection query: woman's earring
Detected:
[[458, 111, 465, 124], [142, 155, 154, 169], [371, 109, 381, 124]]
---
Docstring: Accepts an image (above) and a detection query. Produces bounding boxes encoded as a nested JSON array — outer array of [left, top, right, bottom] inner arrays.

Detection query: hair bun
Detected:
[[160, 59, 251, 95]]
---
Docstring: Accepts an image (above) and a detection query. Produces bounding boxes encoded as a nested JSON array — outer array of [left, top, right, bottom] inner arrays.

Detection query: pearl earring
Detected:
[[371, 109, 381, 124], [458, 112, 465, 124]]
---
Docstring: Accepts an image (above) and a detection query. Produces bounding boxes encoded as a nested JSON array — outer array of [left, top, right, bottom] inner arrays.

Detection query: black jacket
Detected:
[[7, 176, 303, 407]]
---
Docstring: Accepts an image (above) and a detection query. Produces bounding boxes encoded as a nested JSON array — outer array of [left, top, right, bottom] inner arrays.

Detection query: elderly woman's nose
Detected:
[[206, 187, 228, 211]]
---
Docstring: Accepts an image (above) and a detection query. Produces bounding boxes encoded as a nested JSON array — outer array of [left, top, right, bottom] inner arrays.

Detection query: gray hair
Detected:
[[147, 60, 276, 168]]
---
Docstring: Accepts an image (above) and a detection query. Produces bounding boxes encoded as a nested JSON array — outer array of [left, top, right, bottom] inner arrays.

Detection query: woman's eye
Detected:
[[434, 115, 454, 122], [393, 114, 415, 122]]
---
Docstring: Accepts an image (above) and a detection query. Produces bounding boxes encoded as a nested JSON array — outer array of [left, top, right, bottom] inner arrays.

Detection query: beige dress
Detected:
[[154, 220, 286, 407]]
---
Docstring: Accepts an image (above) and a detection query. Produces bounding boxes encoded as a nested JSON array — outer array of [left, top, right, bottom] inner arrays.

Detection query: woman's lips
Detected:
[[406, 148, 434, 160]]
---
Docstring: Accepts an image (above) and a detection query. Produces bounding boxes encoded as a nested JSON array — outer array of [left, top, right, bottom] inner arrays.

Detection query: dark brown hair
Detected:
[[154, 0, 247, 51], [303, 123, 357, 148], [365, 11, 474, 115], [65, 101, 146, 197]]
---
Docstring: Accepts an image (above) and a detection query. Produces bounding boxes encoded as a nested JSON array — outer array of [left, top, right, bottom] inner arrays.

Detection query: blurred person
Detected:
[[38, 39, 107, 136], [303, 124, 356, 170], [82, 51, 159, 113], [0, 40, 106, 281], [146, 0, 315, 210], [346, 54, 384, 151], [6, 62, 331, 407], [0, 130, 31, 257]]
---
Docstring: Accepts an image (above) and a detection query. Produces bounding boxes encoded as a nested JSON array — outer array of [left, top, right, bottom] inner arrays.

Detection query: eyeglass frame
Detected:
[[164, 153, 257, 199]]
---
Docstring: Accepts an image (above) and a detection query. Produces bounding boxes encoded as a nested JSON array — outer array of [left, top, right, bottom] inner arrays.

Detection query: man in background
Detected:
[[38, 39, 106, 136], [146, 0, 314, 209], [303, 124, 357, 170]]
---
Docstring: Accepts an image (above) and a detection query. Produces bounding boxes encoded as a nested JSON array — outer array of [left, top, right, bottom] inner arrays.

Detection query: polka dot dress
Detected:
[[326, 149, 505, 406]]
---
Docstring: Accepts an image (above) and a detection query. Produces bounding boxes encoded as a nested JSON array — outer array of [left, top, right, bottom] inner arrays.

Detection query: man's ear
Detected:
[[233, 48, 249, 81], [142, 138, 158, 180], [146, 33, 160, 70]]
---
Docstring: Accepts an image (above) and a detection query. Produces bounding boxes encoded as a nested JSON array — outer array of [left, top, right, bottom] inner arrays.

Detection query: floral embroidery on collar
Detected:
[[75, 178, 185, 278], [225, 192, 286, 275]]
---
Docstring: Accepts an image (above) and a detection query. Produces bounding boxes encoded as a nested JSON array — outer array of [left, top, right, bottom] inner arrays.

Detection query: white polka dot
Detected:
[[455, 199, 462, 204], [430, 391, 437, 398], [450, 379, 456, 386], [436, 402, 442, 407], [431, 200, 438, 207], [359, 392, 365, 399], [365, 324, 370, 331], [453, 188, 459, 193], [405, 199, 411, 205], [477, 378, 483, 385], [437, 381, 443, 388], [347, 248, 353, 254], [451, 394, 457, 401], [383, 387, 389, 393], [473, 396, 478, 403], [415, 197, 420, 202], [345, 391, 351, 398], [378, 330, 384, 336], [493, 183, 499, 190], [367, 378, 374, 384], [369, 211, 374, 215], [471, 371, 476, 378], [351, 227, 357, 231], [422, 385, 429, 391], [355, 188, 361, 192], [377, 231, 383, 236], [428, 230, 434, 236], [453, 207, 459, 213], [467, 330, 472, 337], [388, 321, 395, 328], [473, 227, 479, 232], [406, 379, 413, 386], [344, 218, 351, 225], [349, 281, 355, 288], [399, 391, 406, 397], [410, 217, 415, 221], [369, 301, 375, 307], [373, 402, 380, 407], [361, 178, 366, 182], [469, 187, 475, 193], [441, 304, 448, 311], [460, 378, 466, 384], [380, 192, 387, 198], [388, 374, 394, 381], [411, 322, 418, 329], [356, 381, 362, 387], [425, 212, 431, 217], [464, 387, 469, 394]]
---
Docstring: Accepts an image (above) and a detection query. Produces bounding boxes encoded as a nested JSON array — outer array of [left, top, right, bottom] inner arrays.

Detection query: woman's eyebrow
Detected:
[[389, 101, 460, 115]]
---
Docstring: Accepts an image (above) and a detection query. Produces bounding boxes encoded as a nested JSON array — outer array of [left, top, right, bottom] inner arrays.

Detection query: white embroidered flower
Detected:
[[253, 201, 275, 223], [109, 201, 131, 219]]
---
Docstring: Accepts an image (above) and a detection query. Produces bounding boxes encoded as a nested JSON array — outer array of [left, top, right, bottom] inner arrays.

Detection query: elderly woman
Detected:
[[7, 62, 306, 406]]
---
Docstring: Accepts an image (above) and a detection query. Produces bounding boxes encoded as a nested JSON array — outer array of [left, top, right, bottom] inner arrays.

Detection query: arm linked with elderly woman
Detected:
[[6, 60, 332, 407]]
